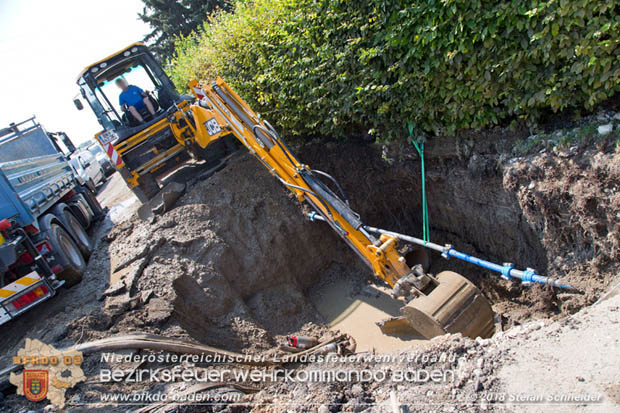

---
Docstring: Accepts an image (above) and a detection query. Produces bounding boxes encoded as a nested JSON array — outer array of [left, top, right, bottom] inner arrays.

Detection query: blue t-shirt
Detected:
[[119, 85, 145, 109]]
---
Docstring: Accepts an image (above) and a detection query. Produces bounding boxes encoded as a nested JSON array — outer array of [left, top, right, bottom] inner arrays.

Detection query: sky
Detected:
[[0, 0, 151, 144]]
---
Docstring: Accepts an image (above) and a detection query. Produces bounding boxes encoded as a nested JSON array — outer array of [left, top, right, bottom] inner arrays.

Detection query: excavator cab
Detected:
[[74, 43, 234, 202], [75, 43, 179, 134]]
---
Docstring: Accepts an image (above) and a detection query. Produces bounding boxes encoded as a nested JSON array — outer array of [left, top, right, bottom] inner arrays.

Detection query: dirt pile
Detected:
[[70, 119, 619, 350], [501, 146, 620, 313], [71, 154, 357, 352], [246, 290, 620, 412]]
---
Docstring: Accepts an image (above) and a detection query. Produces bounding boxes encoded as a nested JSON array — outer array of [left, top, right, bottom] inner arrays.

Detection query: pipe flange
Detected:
[[442, 244, 453, 259], [501, 263, 514, 280]]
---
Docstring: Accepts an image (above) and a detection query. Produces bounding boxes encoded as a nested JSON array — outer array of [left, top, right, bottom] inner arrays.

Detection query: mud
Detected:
[[309, 270, 425, 352]]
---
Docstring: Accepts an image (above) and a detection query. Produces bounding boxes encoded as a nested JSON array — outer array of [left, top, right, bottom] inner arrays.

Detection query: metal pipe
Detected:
[[362, 226, 575, 290]]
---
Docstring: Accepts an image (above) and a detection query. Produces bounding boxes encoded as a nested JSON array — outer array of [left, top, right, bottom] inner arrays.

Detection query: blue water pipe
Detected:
[[360, 225, 574, 290]]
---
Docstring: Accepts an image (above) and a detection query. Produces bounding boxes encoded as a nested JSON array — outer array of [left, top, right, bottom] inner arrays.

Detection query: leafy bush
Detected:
[[169, 0, 620, 142]]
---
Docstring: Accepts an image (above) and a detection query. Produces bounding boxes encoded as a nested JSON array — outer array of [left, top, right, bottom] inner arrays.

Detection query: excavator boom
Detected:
[[187, 77, 495, 340]]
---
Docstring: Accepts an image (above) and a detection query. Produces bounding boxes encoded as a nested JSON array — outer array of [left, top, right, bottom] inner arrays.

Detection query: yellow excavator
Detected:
[[77, 44, 572, 340]]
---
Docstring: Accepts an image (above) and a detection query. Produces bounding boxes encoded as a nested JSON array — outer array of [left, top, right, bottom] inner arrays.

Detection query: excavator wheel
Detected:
[[401, 271, 495, 339]]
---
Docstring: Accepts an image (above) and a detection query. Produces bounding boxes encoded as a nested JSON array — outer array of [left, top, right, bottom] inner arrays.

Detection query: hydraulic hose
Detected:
[[310, 169, 350, 206]]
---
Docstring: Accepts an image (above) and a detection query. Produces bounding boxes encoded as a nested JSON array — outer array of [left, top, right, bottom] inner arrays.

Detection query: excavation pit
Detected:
[[91, 134, 619, 354]]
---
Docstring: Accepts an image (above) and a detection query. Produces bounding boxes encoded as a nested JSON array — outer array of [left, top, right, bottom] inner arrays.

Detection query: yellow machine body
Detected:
[[78, 44, 233, 202]]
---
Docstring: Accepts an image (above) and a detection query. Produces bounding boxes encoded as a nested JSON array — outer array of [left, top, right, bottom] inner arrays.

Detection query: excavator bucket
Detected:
[[380, 271, 495, 339]]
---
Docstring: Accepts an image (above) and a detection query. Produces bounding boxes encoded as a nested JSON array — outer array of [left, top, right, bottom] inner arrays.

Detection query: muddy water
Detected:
[[310, 278, 424, 352]]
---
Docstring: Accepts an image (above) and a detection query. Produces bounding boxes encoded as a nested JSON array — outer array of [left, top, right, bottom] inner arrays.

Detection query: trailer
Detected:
[[0, 117, 104, 325]]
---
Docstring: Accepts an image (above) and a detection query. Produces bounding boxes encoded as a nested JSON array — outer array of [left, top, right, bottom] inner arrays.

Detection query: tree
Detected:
[[139, 0, 231, 59]]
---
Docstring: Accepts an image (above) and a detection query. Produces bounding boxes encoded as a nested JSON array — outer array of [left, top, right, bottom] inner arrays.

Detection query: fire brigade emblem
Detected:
[[10, 339, 85, 408], [23, 370, 48, 402]]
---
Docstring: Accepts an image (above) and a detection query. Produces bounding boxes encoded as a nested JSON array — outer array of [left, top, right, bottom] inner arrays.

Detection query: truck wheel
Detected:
[[52, 205, 93, 259], [136, 174, 160, 201], [87, 179, 96, 193], [48, 223, 85, 286], [66, 212, 92, 259], [81, 186, 105, 220]]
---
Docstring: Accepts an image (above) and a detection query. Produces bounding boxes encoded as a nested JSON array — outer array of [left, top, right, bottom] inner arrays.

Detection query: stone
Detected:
[[141, 289, 154, 305], [474, 377, 484, 392], [351, 384, 363, 396], [598, 124, 613, 135], [102, 281, 126, 297], [318, 405, 329, 413]]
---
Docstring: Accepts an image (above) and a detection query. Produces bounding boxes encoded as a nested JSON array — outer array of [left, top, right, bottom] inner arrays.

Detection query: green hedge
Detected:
[[170, 0, 620, 142]]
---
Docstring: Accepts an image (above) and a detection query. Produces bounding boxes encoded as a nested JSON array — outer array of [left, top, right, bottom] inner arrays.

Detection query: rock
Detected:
[[318, 405, 329, 413], [474, 376, 484, 392], [145, 297, 173, 324], [613, 113, 620, 121], [103, 293, 132, 314], [103, 281, 126, 297], [475, 337, 489, 346], [351, 384, 363, 396], [598, 124, 613, 135], [141, 289, 154, 305]]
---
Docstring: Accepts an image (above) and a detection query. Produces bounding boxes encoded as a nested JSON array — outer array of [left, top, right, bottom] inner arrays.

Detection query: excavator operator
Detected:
[[115, 78, 155, 123]]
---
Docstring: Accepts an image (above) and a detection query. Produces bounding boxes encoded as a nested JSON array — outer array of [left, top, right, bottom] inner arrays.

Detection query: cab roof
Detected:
[[77, 42, 146, 81]]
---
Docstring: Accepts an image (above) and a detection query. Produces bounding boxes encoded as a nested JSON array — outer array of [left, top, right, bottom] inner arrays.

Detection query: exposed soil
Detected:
[[244, 287, 620, 413], [1, 114, 619, 411], [67, 154, 357, 355], [298, 125, 619, 328]]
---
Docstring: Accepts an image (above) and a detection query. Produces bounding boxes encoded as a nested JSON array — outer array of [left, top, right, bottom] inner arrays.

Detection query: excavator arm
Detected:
[[186, 77, 495, 340]]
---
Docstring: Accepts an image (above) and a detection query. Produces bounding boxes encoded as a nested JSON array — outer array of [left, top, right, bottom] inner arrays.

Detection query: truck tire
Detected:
[[52, 204, 93, 259], [87, 179, 96, 193], [135, 174, 160, 201], [80, 186, 105, 220], [47, 223, 85, 286]]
